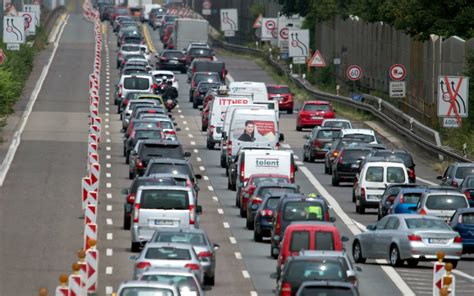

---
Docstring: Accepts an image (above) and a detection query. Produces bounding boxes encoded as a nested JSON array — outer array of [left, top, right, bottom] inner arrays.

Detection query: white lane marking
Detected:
[[188, 134, 194, 138], [417, 177, 437, 186], [106, 205, 112, 212], [295, 161, 304, 165], [106, 163, 111, 168], [106, 183, 112, 188], [281, 143, 291, 149], [197, 157, 202, 162], [185, 127, 190, 131], [180, 115, 184, 118], [250, 292, 258, 296], [106, 139, 111, 143], [106, 146, 111, 151], [106, 155, 111, 159], [105, 112, 109, 117], [193, 149, 198, 153], [217, 208, 224, 214], [105, 101, 110, 105], [183, 121, 187, 124], [229, 237, 237, 244], [107, 233, 113, 240], [208, 185, 214, 191], [0, 14, 69, 187], [191, 141, 196, 145], [203, 176, 209, 181], [105, 107, 109, 111], [106, 248, 113, 256], [223, 222, 230, 228], [106, 286, 113, 295], [199, 166, 205, 171], [107, 193, 112, 199], [212, 196, 218, 202], [234, 252, 242, 259], [452, 268, 474, 281], [105, 266, 113, 274], [242, 270, 250, 279], [178, 109, 182, 113], [294, 155, 299, 160], [298, 166, 415, 295], [105, 131, 110, 136], [105, 125, 110, 129], [106, 173, 111, 178], [106, 218, 113, 225]]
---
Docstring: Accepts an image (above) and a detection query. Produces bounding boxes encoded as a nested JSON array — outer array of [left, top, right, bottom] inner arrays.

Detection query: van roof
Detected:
[[242, 150, 292, 157], [286, 221, 337, 229], [232, 108, 277, 116]]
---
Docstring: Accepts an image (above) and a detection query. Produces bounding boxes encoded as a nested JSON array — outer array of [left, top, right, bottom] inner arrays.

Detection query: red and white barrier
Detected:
[[86, 248, 98, 293], [89, 162, 100, 192], [78, 262, 87, 296], [83, 223, 97, 251], [85, 204, 96, 225], [68, 274, 83, 296], [55, 286, 69, 296], [81, 177, 92, 209]]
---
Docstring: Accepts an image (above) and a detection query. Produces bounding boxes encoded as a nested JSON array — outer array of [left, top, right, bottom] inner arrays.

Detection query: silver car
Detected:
[[122, 99, 158, 129], [150, 227, 220, 286], [352, 214, 462, 268], [416, 188, 469, 222], [138, 267, 204, 295], [115, 280, 179, 296], [133, 242, 203, 283]]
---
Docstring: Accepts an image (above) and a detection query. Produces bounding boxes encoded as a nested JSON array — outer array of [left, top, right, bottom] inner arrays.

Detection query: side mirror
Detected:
[[225, 69, 228, 75], [341, 236, 349, 242], [184, 152, 192, 157], [347, 270, 356, 279], [131, 150, 138, 156], [366, 224, 376, 231], [121, 188, 129, 195], [213, 243, 220, 250], [175, 127, 181, 131], [195, 174, 203, 179], [279, 133, 285, 142], [173, 122, 179, 126], [196, 205, 203, 214]]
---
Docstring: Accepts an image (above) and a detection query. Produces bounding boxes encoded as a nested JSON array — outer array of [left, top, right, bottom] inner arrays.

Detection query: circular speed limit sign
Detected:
[[389, 64, 407, 81], [265, 19, 276, 30], [346, 65, 362, 81]]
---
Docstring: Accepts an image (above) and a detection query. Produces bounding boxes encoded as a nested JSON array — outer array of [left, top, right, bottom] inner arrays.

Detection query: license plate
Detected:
[[170, 60, 178, 64], [312, 116, 323, 120], [155, 219, 174, 226], [351, 164, 359, 168], [429, 238, 448, 244]]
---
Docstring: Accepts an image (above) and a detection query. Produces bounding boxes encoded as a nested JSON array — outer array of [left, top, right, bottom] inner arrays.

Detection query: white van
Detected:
[[224, 109, 282, 167], [254, 100, 279, 115], [229, 81, 268, 102], [219, 104, 268, 167], [206, 91, 253, 149]]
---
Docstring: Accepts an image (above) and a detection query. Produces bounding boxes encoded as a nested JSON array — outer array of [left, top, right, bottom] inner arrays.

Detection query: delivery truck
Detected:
[[171, 19, 209, 52]]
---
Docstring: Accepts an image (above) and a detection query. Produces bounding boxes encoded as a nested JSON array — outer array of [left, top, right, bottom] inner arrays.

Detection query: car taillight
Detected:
[[252, 197, 263, 205], [189, 204, 195, 225], [332, 151, 338, 158], [153, 83, 158, 89], [136, 159, 144, 169], [312, 139, 321, 148], [192, 68, 196, 74], [360, 188, 366, 200], [247, 186, 256, 196], [465, 190, 472, 200], [184, 263, 200, 270], [240, 160, 245, 182], [399, 194, 404, 203], [454, 236, 462, 243], [133, 203, 140, 223], [419, 208, 427, 215], [178, 58, 186, 62], [408, 168, 416, 179], [275, 213, 281, 235], [160, 57, 168, 62], [165, 130, 176, 135], [209, 125, 215, 132], [127, 194, 136, 204], [280, 281, 292, 296], [407, 234, 422, 241], [325, 211, 330, 222], [192, 81, 196, 88], [227, 140, 232, 156], [275, 141, 281, 149], [290, 163, 295, 183], [135, 261, 151, 269], [198, 251, 212, 258], [260, 209, 273, 216]]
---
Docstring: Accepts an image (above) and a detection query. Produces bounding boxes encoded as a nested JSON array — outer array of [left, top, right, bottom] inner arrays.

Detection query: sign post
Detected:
[[220, 9, 238, 38], [437, 76, 469, 128], [346, 65, 362, 95], [3, 16, 26, 50], [308, 50, 326, 68]]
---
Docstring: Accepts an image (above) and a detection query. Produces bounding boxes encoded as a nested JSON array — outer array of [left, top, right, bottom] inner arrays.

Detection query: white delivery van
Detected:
[[142, 3, 161, 21], [206, 90, 253, 149], [229, 82, 268, 102], [254, 100, 279, 115], [224, 109, 283, 167], [219, 104, 268, 168], [171, 19, 209, 52]]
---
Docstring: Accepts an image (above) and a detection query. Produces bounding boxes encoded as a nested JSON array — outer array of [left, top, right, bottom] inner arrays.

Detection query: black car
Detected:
[[189, 72, 221, 102], [156, 50, 187, 73], [303, 128, 341, 162], [369, 149, 416, 183], [324, 138, 366, 174], [99, 4, 113, 21], [377, 184, 426, 219], [192, 81, 222, 109], [185, 47, 215, 66], [123, 127, 163, 162], [331, 146, 373, 186]]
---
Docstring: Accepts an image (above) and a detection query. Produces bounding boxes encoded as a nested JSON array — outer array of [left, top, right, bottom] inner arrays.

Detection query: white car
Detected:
[[151, 70, 179, 90], [341, 128, 378, 144], [321, 118, 353, 129]]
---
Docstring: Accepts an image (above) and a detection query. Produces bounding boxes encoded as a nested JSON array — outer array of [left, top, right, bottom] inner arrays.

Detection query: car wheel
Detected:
[[220, 155, 226, 168], [225, 168, 229, 177], [332, 173, 340, 186], [123, 211, 131, 230], [206, 140, 214, 150], [254, 225, 263, 242], [189, 95, 193, 102], [180, 68, 186, 74], [129, 171, 135, 180], [352, 240, 366, 263], [131, 242, 141, 253], [296, 125, 302, 131], [357, 200, 365, 214], [352, 190, 356, 202], [240, 204, 246, 218], [123, 146, 126, 157], [303, 151, 308, 162], [377, 209, 382, 220], [406, 259, 419, 267], [389, 245, 403, 267], [271, 246, 278, 259], [287, 109, 293, 114], [246, 216, 254, 230], [125, 155, 130, 165], [235, 193, 240, 207], [324, 162, 329, 174], [231, 181, 237, 191], [204, 274, 215, 286], [201, 124, 206, 132], [308, 154, 314, 162], [227, 178, 232, 190]]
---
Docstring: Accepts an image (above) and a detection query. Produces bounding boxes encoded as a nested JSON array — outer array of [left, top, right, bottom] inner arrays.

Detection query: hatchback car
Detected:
[[192, 81, 222, 109], [331, 146, 373, 186], [138, 267, 203, 295], [389, 187, 428, 216], [450, 208, 474, 254], [150, 227, 220, 285], [459, 174, 474, 206], [321, 118, 353, 129], [377, 184, 425, 219], [352, 214, 462, 267], [156, 50, 187, 73], [303, 127, 341, 162], [185, 47, 215, 66], [438, 162, 474, 187], [416, 188, 469, 222], [115, 280, 178, 296], [189, 72, 221, 102], [266, 84, 294, 114], [296, 101, 335, 131]]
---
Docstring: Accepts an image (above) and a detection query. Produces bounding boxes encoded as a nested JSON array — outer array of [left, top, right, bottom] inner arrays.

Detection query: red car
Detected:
[[162, 25, 174, 48], [266, 85, 294, 114], [296, 100, 335, 131]]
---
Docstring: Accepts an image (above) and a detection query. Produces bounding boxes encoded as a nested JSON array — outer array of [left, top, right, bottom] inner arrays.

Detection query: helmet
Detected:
[[161, 75, 168, 82]]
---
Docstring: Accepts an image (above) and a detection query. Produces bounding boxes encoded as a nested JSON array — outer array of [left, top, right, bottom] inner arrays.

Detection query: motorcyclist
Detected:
[[162, 79, 178, 101]]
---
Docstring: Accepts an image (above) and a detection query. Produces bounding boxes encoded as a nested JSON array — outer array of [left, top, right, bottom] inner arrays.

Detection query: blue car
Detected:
[[253, 194, 283, 242], [390, 187, 427, 214], [450, 208, 474, 254]]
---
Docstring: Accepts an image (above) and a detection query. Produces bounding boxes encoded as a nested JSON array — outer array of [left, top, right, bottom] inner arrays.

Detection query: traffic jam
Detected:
[[83, 1, 473, 296]]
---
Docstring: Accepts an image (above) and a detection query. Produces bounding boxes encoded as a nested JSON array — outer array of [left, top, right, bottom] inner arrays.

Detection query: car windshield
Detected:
[[126, 54, 145, 60], [405, 218, 451, 230], [462, 177, 474, 188], [153, 232, 207, 246], [139, 274, 199, 292], [134, 122, 158, 129], [141, 189, 189, 210], [343, 134, 375, 143], [251, 177, 288, 186], [286, 260, 346, 282], [115, 8, 129, 14], [131, 179, 177, 192], [399, 193, 422, 204], [140, 144, 182, 159], [145, 247, 191, 260], [375, 151, 414, 167], [195, 73, 220, 84], [323, 121, 351, 129], [298, 286, 354, 296], [148, 163, 192, 179], [265, 197, 281, 210], [135, 130, 162, 140], [461, 213, 474, 224], [365, 167, 383, 182], [189, 48, 213, 56], [304, 104, 331, 111], [455, 166, 474, 179], [283, 201, 324, 221], [267, 86, 290, 94], [119, 287, 173, 296], [122, 45, 140, 52], [387, 167, 406, 183], [343, 149, 370, 161], [130, 101, 154, 109], [258, 187, 297, 197], [317, 130, 341, 139], [163, 51, 184, 59], [137, 96, 163, 105], [156, 120, 173, 129], [425, 195, 468, 210], [124, 77, 150, 90], [125, 37, 142, 43]]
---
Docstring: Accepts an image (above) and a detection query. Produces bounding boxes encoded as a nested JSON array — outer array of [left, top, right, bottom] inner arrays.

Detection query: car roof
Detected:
[[398, 187, 428, 193], [257, 181, 296, 189], [147, 173, 189, 179], [341, 128, 375, 135], [287, 221, 337, 230], [425, 187, 465, 194], [298, 280, 356, 289], [299, 250, 347, 258], [154, 227, 206, 234], [386, 214, 442, 219], [266, 84, 289, 88], [139, 139, 180, 145], [118, 280, 177, 289], [455, 208, 474, 214], [148, 158, 189, 164], [250, 174, 289, 179], [144, 242, 195, 249], [281, 194, 327, 204], [315, 127, 342, 132], [453, 162, 474, 167], [138, 185, 192, 192], [140, 267, 196, 276]]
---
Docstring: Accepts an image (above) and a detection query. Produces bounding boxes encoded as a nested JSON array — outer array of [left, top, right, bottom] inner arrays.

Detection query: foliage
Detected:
[[465, 50, 474, 128], [249, 3, 265, 20]]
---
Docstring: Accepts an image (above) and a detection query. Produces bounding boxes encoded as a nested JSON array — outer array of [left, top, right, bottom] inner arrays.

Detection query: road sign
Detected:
[[293, 57, 306, 64], [437, 76, 469, 121], [23, 4, 40, 27], [20, 11, 36, 36], [224, 30, 235, 37], [308, 50, 326, 67], [346, 65, 362, 81], [3, 16, 26, 44], [389, 64, 407, 81], [389, 81, 406, 98], [288, 29, 309, 57], [220, 9, 238, 32], [443, 117, 461, 128], [253, 13, 263, 29], [0, 49, 6, 65], [203, 0, 211, 9], [278, 14, 303, 53], [261, 18, 277, 41]]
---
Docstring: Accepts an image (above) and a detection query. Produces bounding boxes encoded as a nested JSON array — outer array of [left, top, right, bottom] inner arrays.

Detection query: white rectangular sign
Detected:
[[202, 9, 211, 15], [261, 18, 277, 41], [224, 30, 235, 37], [3, 16, 26, 44], [23, 4, 41, 28], [442, 117, 460, 128], [220, 8, 238, 32], [389, 81, 406, 98], [20, 12, 36, 36], [292, 57, 306, 64], [437, 76, 469, 118], [278, 14, 303, 53], [288, 29, 309, 57]]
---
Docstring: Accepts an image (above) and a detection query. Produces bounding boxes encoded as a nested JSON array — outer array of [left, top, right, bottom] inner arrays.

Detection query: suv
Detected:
[[270, 194, 334, 259], [192, 81, 222, 109], [416, 187, 469, 222], [130, 186, 202, 251], [303, 127, 341, 162], [117, 74, 154, 107], [324, 138, 366, 174], [438, 162, 474, 187], [331, 146, 373, 186]]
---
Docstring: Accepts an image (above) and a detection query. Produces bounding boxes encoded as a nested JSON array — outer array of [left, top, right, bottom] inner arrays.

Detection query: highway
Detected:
[[0, 2, 473, 295]]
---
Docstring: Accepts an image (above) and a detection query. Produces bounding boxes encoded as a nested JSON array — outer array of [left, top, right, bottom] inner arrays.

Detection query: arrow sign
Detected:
[[308, 50, 326, 67]]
